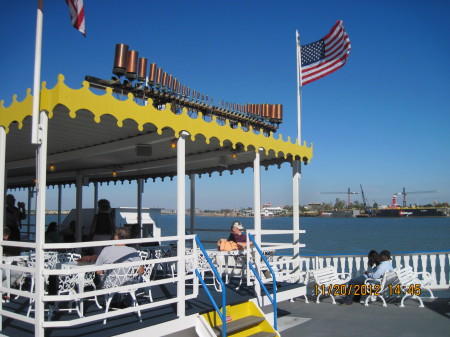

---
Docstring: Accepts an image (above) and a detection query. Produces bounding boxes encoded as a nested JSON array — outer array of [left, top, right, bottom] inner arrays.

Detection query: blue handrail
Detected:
[[195, 236, 227, 337], [247, 233, 277, 331]]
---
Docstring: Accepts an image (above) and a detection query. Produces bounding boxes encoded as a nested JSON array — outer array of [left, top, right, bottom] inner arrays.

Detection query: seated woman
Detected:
[[45, 222, 60, 243], [227, 221, 247, 249]]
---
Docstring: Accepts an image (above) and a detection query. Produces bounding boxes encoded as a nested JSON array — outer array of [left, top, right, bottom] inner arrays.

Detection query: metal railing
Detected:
[[247, 233, 277, 331], [194, 236, 227, 337]]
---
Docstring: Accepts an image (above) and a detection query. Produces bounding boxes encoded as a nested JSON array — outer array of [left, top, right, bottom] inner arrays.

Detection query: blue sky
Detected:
[[1, 0, 449, 210]]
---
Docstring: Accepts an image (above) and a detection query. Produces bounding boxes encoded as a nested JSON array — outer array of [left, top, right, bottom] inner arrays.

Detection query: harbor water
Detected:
[[28, 215, 450, 255]]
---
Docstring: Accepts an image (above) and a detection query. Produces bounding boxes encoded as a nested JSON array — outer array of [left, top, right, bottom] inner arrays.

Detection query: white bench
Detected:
[[394, 266, 435, 308], [311, 266, 350, 304], [363, 270, 397, 307]]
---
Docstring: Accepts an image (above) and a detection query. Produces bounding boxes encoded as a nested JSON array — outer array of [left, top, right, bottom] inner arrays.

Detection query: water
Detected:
[[25, 215, 450, 255], [140, 215, 450, 255]]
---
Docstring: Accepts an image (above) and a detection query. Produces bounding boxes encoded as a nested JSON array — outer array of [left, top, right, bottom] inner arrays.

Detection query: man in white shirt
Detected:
[[96, 227, 144, 307], [343, 250, 393, 305]]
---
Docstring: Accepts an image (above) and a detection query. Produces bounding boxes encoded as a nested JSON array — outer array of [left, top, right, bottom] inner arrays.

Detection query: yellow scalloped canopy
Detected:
[[0, 75, 313, 188]]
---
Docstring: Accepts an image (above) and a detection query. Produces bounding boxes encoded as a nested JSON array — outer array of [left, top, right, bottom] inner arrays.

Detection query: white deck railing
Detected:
[[296, 251, 450, 289], [0, 235, 200, 330]]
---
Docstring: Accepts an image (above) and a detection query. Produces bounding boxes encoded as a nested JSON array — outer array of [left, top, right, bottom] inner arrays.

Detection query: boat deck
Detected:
[[277, 289, 450, 337], [1, 284, 449, 336]]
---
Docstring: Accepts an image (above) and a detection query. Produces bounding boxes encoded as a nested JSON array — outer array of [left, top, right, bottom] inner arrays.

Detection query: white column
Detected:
[[253, 149, 262, 244], [0, 127, 6, 329], [75, 175, 83, 243], [31, 0, 44, 145], [177, 131, 188, 317], [35, 111, 48, 337], [293, 161, 301, 258], [190, 173, 195, 234], [253, 148, 262, 300]]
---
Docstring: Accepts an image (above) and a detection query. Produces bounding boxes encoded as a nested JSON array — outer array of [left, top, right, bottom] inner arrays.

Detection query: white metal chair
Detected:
[[26, 251, 62, 319], [137, 250, 154, 302], [58, 252, 102, 309], [185, 247, 221, 292], [102, 265, 143, 324]]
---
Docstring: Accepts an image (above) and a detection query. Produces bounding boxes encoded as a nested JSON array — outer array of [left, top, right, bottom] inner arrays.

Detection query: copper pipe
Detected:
[[156, 68, 162, 85], [126, 50, 138, 80], [268, 104, 274, 119], [113, 44, 129, 76], [149, 63, 157, 84], [137, 57, 148, 82], [168, 75, 173, 90], [273, 104, 283, 120], [262, 104, 269, 117], [177, 81, 181, 93], [182, 85, 186, 96], [172, 78, 178, 92], [162, 72, 168, 88]]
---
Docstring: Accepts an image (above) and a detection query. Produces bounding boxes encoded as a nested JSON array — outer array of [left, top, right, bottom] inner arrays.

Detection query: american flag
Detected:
[[300, 21, 351, 85], [66, 0, 86, 36]]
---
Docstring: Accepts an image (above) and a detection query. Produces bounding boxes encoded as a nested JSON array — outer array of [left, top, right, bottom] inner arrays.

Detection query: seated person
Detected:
[[227, 221, 247, 249], [45, 222, 60, 243], [343, 249, 393, 305], [60, 220, 76, 243], [96, 227, 144, 287]]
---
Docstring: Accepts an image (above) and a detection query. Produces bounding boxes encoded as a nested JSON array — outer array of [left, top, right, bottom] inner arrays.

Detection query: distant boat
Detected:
[[374, 207, 448, 217]]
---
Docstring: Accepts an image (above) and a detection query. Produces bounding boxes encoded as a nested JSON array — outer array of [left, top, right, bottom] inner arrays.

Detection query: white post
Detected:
[[293, 161, 301, 258], [190, 173, 195, 234], [31, 0, 44, 145], [253, 148, 262, 300], [296, 30, 303, 144], [253, 149, 262, 244], [75, 175, 83, 243], [0, 127, 6, 330], [177, 131, 188, 317], [137, 178, 143, 238], [35, 111, 48, 337]]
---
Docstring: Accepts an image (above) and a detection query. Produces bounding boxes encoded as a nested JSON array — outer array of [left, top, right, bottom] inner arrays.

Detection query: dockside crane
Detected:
[[396, 187, 437, 207], [320, 187, 358, 207], [360, 184, 368, 209]]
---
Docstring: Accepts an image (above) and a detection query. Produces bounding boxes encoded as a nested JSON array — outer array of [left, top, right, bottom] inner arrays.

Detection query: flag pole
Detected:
[[293, 30, 302, 261], [295, 30, 302, 144], [31, 0, 44, 145]]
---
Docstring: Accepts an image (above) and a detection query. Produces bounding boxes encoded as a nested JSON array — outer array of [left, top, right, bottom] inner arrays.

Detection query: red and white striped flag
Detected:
[[299, 21, 351, 85], [66, 0, 86, 36]]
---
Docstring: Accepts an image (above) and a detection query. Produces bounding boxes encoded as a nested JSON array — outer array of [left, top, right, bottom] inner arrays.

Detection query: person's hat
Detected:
[[380, 250, 392, 260], [232, 221, 244, 230]]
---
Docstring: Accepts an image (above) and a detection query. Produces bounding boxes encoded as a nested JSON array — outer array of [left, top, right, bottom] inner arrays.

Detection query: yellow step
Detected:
[[213, 315, 264, 336], [201, 301, 278, 337]]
